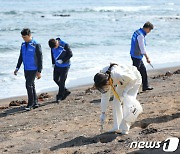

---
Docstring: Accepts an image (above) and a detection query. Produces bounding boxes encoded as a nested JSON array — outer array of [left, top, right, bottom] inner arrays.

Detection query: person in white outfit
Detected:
[[94, 63, 143, 134]]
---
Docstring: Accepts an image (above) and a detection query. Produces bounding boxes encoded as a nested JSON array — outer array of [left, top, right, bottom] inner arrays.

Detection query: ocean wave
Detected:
[[156, 15, 180, 20], [0, 46, 19, 53], [1, 10, 44, 16], [71, 42, 99, 48], [166, 3, 174, 6], [0, 72, 9, 76], [52, 6, 150, 14], [2, 10, 17, 15], [0, 27, 21, 32], [88, 6, 151, 12]]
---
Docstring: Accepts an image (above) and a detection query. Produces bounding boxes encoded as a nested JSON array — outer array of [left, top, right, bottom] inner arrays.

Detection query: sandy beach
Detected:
[[0, 66, 180, 154]]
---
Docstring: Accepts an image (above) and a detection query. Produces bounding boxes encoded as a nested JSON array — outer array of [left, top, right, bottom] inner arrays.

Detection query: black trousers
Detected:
[[53, 66, 69, 98], [24, 70, 38, 107], [131, 57, 149, 90]]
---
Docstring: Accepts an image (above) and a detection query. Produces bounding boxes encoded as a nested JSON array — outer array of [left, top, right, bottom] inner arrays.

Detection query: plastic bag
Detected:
[[123, 95, 143, 123]]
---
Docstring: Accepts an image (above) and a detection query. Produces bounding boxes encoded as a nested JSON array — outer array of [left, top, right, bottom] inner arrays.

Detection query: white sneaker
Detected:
[[121, 130, 129, 135]]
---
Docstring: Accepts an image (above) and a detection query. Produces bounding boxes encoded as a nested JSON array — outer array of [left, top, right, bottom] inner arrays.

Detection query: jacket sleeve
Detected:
[[35, 44, 43, 73], [137, 35, 146, 55], [16, 49, 23, 70], [62, 44, 73, 63], [100, 87, 111, 113], [51, 49, 55, 65]]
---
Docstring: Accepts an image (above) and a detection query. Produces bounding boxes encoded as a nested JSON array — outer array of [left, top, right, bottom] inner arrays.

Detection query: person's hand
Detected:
[[14, 69, 18, 75], [57, 59, 63, 64], [100, 113, 106, 123], [146, 57, 151, 63], [122, 91, 127, 98], [36, 72, 41, 79]]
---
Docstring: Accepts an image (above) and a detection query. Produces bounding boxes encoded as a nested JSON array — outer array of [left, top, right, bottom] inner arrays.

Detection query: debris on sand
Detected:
[[140, 128, 158, 135], [173, 69, 180, 74], [9, 100, 27, 107], [0, 106, 9, 110], [152, 69, 180, 80], [38, 93, 51, 101]]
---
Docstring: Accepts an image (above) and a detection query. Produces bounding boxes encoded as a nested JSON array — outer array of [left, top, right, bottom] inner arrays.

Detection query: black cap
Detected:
[[94, 73, 108, 88]]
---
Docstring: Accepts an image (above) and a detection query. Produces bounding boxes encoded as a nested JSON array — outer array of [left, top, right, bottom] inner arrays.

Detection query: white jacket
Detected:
[[100, 64, 142, 113]]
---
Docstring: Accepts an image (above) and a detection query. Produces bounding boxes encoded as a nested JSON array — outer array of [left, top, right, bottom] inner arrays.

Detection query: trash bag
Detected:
[[123, 95, 143, 123]]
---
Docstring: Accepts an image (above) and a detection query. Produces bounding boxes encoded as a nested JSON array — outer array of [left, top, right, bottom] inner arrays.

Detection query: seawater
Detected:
[[0, 0, 180, 99]]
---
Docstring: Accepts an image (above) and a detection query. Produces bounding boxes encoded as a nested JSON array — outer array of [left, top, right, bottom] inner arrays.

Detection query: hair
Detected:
[[48, 38, 56, 48], [94, 73, 109, 88], [21, 28, 31, 36], [143, 21, 154, 30]]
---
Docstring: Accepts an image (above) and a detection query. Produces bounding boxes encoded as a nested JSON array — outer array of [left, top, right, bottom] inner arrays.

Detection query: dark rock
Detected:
[[0, 106, 9, 110], [9, 100, 27, 107], [38, 93, 51, 101], [85, 88, 93, 94], [165, 71, 172, 76], [173, 69, 180, 74], [140, 128, 157, 135], [53, 14, 70, 17]]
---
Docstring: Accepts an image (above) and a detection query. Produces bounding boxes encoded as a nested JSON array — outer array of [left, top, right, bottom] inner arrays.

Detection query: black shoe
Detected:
[[25, 106, 32, 111], [142, 87, 153, 91], [146, 87, 153, 91], [33, 104, 39, 109], [61, 91, 71, 101], [56, 95, 62, 103]]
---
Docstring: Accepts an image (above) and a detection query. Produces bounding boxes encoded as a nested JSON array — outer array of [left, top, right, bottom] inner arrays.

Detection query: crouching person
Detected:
[[94, 63, 143, 134]]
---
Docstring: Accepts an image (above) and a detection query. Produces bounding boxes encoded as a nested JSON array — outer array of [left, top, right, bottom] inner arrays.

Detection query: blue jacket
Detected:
[[51, 38, 73, 68], [130, 28, 146, 59], [16, 39, 43, 72]]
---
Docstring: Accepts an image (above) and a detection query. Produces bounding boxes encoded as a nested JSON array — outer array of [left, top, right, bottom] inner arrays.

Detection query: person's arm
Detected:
[[144, 53, 151, 63], [51, 49, 55, 66], [16, 50, 23, 70], [14, 49, 22, 75], [62, 44, 73, 63], [35, 44, 43, 73], [137, 35, 151, 63], [100, 88, 111, 113]]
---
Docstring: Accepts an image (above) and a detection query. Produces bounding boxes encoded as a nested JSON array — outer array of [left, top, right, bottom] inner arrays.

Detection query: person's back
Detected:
[[130, 28, 146, 60], [101, 64, 141, 86]]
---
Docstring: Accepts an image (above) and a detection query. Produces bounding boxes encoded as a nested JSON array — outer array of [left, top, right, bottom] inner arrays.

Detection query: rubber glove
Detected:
[[100, 113, 106, 123], [57, 59, 63, 64]]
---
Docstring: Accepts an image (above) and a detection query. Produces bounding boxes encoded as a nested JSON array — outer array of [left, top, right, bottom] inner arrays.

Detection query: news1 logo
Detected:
[[130, 137, 179, 152], [163, 137, 179, 152]]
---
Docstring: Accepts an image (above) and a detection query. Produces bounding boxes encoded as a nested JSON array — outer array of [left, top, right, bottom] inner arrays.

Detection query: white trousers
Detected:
[[111, 82, 141, 133]]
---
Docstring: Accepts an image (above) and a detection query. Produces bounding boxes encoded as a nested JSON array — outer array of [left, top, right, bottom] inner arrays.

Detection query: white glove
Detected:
[[57, 59, 63, 64], [122, 91, 127, 98], [100, 113, 106, 123]]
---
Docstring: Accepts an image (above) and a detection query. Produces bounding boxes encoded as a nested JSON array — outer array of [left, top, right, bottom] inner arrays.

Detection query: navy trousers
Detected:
[[24, 70, 38, 107], [53, 66, 69, 98], [131, 57, 149, 90]]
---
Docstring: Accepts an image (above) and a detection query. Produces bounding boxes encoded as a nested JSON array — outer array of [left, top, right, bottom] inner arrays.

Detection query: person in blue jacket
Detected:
[[14, 28, 43, 111], [130, 21, 154, 91], [48, 37, 73, 102]]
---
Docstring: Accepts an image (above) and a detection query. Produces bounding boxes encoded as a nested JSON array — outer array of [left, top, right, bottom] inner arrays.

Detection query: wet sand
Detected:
[[0, 66, 180, 154]]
